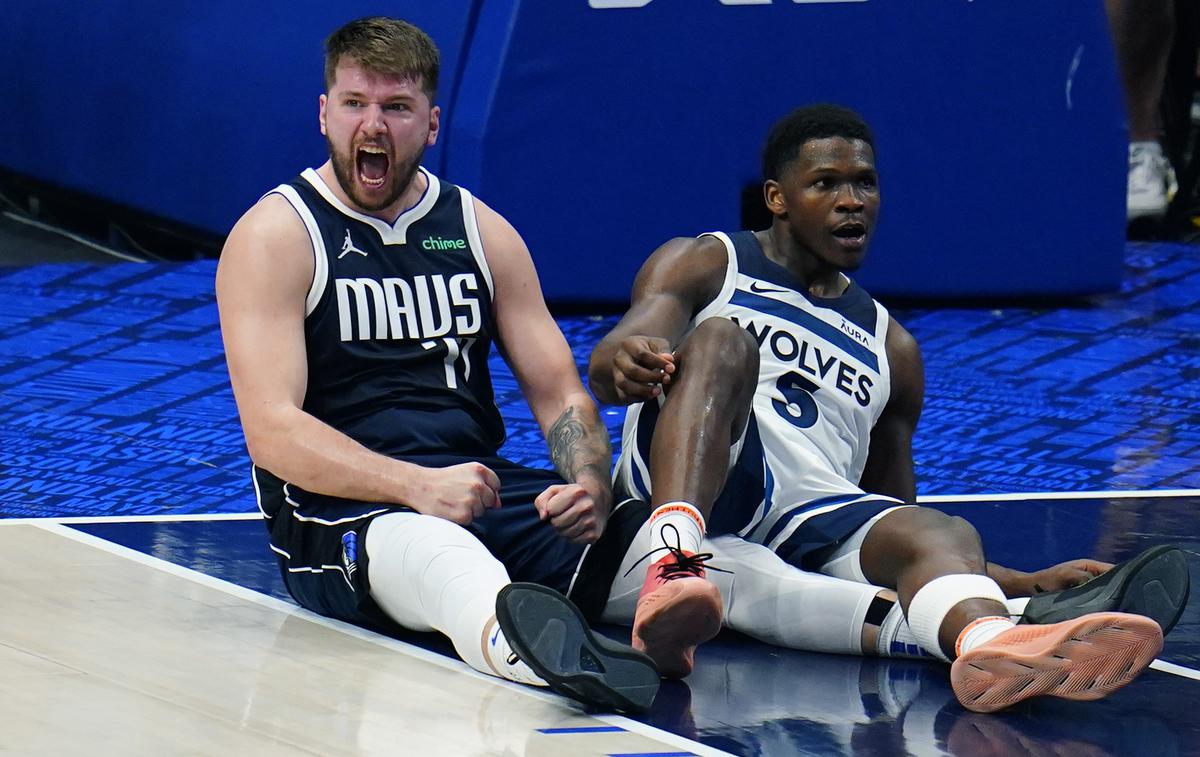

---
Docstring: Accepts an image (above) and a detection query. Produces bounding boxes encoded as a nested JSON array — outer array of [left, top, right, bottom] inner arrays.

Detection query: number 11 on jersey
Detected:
[[422, 337, 476, 389]]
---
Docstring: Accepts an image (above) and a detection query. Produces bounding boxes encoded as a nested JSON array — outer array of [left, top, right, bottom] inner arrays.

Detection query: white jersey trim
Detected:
[[694, 231, 739, 325], [872, 299, 892, 423], [269, 184, 329, 317], [299, 166, 441, 246], [459, 188, 495, 298]]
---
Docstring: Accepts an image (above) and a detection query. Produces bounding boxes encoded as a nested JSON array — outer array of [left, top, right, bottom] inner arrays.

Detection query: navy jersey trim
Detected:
[[726, 230, 880, 335], [729, 289, 880, 373]]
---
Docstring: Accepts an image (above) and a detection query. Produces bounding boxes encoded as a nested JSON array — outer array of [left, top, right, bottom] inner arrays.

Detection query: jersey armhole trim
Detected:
[[269, 185, 328, 317], [459, 188, 495, 298], [693, 231, 739, 324]]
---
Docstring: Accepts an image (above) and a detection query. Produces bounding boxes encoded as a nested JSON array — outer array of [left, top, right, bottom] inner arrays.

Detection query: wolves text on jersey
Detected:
[[733, 316, 875, 408], [334, 272, 482, 342]]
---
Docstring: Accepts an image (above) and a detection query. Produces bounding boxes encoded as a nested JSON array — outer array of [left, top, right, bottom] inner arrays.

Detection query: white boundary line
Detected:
[[0, 513, 264, 523], [34, 522, 735, 757], [4, 487, 1198, 529], [1151, 660, 1200, 681], [918, 489, 1200, 504], [0, 512, 262, 526]]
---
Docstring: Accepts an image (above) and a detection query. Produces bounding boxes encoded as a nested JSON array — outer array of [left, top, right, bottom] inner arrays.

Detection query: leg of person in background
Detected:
[[1106, 0, 1177, 221], [365, 512, 660, 713]]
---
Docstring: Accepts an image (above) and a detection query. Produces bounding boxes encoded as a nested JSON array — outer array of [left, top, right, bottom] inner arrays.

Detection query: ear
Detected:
[[763, 180, 787, 217], [319, 93, 328, 136], [427, 105, 441, 147]]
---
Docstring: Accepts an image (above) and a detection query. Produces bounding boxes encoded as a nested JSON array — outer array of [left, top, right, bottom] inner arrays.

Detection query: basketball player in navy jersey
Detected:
[[216, 17, 658, 713], [588, 105, 1178, 712]]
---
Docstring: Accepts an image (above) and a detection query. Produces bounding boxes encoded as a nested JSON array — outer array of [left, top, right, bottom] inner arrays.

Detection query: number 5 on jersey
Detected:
[[772, 371, 819, 428]]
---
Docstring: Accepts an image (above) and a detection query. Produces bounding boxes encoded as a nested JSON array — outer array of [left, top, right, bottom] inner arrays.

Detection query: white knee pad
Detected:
[[365, 512, 510, 672]]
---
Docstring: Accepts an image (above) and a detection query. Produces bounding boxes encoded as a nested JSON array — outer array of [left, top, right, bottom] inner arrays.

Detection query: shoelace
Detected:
[[622, 523, 732, 579]]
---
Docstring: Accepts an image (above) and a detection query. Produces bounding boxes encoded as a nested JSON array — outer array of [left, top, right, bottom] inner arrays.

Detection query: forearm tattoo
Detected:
[[548, 406, 610, 484]]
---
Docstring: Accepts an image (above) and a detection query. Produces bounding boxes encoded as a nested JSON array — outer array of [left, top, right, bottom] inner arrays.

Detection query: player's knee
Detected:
[[874, 507, 982, 564], [676, 318, 759, 390]]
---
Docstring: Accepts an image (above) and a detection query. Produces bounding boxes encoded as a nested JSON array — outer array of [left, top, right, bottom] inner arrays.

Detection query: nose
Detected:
[[835, 183, 864, 213], [361, 104, 387, 136]]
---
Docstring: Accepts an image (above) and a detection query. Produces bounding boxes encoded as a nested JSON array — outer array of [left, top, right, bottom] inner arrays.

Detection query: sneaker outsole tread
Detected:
[[951, 612, 1162, 713], [496, 582, 660, 714]]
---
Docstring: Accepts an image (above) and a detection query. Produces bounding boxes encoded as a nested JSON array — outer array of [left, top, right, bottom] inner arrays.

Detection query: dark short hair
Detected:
[[761, 104, 875, 181], [324, 17, 440, 101]]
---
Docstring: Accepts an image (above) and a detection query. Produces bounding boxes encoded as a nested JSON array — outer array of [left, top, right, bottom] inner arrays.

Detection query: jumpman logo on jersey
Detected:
[[338, 230, 367, 259]]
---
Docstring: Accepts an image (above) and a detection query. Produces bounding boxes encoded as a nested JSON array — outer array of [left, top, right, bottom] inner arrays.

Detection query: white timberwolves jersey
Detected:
[[616, 230, 897, 545]]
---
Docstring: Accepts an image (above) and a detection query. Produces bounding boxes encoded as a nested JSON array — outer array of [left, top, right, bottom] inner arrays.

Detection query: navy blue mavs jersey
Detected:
[[270, 167, 504, 458]]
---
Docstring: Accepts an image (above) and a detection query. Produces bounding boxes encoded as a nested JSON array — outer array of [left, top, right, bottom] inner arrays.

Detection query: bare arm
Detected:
[[858, 317, 923, 502], [587, 236, 727, 405], [474, 199, 611, 542], [216, 195, 500, 525]]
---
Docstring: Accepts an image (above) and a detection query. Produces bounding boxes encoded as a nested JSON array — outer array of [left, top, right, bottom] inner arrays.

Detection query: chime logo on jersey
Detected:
[[335, 272, 482, 341]]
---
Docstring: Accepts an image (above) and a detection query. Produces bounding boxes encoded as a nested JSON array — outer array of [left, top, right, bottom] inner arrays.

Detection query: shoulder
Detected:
[[646, 234, 728, 269], [217, 193, 314, 296], [225, 193, 310, 251], [468, 195, 520, 243], [633, 234, 728, 304]]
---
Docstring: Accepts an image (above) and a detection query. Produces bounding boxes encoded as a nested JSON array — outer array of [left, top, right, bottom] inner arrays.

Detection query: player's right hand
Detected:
[[610, 335, 675, 403], [411, 462, 501, 525]]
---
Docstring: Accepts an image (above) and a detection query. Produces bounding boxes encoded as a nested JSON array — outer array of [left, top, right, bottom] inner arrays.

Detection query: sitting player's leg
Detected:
[[818, 506, 1164, 712], [602, 502, 1186, 669], [615, 317, 760, 677], [366, 511, 659, 713], [364, 511, 536, 682]]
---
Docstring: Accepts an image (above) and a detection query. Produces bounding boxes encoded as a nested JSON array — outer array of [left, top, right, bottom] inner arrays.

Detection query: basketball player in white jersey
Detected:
[[217, 17, 658, 713], [588, 104, 1170, 712]]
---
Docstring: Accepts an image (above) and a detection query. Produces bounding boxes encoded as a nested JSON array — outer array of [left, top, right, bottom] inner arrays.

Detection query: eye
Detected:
[[858, 176, 878, 189], [813, 177, 834, 190], [344, 99, 362, 108], [385, 103, 409, 112]]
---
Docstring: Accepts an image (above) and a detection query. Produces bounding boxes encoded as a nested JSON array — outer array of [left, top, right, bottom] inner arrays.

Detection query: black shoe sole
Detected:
[[496, 582, 660, 714], [1020, 545, 1190, 635]]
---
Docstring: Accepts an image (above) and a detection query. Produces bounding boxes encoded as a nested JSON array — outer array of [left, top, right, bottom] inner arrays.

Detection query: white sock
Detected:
[[956, 616, 1016, 656], [648, 501, 705, 556], [878, 595, 1028, 659], [481, 617, 546, 686], [905, 574, 1008, 662], [365, 512, 544, 685], [877, 599, 934, 659]]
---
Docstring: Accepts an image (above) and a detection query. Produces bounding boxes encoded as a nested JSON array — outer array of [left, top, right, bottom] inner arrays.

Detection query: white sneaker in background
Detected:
[[1127, 141, 1169, 221]]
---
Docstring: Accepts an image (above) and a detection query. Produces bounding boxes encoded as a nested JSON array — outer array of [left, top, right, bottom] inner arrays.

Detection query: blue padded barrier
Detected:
[[3, 1, 1126, 299], [447, 0, 1127, 300], [1, 1, 478, 234]]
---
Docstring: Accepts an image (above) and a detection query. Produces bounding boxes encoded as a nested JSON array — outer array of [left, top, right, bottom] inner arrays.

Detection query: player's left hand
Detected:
[[535, 482, 610, 544], [1022, 558, 1113, 595]]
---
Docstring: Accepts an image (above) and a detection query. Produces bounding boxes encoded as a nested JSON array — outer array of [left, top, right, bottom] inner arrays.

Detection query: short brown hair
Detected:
[[324, 17, 440, 101]]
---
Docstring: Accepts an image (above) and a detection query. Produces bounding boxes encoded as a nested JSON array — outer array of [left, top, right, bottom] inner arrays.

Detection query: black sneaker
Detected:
[[1020, 545, 1190, 635], [496, 582, 660, 713]]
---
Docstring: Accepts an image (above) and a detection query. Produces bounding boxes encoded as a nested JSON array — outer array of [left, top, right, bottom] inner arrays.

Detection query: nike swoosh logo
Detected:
[[490, 626, 501, 647], [748, 281, 790, 295]]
